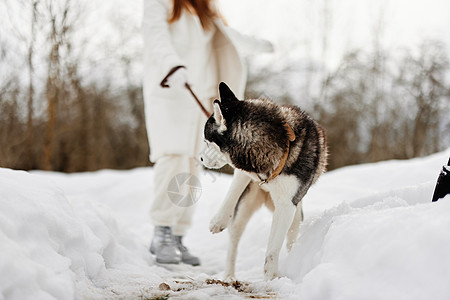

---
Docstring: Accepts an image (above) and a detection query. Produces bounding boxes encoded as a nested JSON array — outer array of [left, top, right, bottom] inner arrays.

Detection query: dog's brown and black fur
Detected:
[[201, 82, 328, 280]]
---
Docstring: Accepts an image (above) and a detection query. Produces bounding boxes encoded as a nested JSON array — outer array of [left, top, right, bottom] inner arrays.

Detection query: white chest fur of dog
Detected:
[[201, 82, 328, 281]]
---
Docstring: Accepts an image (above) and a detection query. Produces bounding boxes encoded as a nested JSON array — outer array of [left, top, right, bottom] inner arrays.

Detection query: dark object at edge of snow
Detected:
[[432, 157, 450, 202]]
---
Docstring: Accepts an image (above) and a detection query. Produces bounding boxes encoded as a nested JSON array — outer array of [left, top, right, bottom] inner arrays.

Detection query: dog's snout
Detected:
[[200, 157, 203, 162]]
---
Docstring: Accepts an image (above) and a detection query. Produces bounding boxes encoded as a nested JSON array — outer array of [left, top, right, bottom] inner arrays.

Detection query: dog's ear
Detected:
[[219, 82, 238, 103], [213, 100, 227, 133]]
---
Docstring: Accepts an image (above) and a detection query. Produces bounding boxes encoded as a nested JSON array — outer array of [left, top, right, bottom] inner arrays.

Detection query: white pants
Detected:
[[148, 95, 210, 236], [150, 155, 202, 236]]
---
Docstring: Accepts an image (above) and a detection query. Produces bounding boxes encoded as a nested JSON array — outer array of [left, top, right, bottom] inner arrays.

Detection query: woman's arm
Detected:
[[142, 0, 185, 82], [225, 26, 274, 57]]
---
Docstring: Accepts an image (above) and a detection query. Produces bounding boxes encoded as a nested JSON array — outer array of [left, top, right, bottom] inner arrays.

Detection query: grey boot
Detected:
[[150, 226, 181, 264], [174, 235, 201, 266]]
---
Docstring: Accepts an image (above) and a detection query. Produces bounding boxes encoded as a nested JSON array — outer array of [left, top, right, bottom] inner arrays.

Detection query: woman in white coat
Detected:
[[142, 0, 270, 265]]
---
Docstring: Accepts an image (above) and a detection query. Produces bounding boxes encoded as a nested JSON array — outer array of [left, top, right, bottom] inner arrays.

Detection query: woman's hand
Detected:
[[161, 67, 189, 89]]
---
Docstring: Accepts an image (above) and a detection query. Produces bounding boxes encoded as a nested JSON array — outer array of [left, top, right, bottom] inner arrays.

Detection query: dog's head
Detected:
[[200, 82, 238, 169], [201, 82, 289, 174]]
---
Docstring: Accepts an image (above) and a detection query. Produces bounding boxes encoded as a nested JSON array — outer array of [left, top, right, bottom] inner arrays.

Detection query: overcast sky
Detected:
[[218, 0, 450, 69]]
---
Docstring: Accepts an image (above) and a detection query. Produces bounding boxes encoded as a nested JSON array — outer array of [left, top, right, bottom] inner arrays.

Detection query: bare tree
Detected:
[[26, 0, 38, 169], [397, 40, 449, 157], [42, 0, 78, 170]]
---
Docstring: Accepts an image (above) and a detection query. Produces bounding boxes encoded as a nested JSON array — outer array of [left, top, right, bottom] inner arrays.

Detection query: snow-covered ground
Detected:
[[1, 149, 449, 299]]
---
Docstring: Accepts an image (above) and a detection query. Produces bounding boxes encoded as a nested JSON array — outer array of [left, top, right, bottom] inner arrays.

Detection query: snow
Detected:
[[1, 149, 449, 299]]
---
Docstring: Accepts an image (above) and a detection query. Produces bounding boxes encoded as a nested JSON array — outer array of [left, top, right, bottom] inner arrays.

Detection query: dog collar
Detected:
[[259, 122, 296, 185]]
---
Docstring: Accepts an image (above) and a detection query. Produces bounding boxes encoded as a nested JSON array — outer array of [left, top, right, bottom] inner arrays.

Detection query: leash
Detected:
[[185, 83, 212, 118], [161, 67, 211, 117]]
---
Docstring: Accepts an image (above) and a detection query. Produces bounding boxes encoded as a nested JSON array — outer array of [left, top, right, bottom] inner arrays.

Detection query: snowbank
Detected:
[[0, 149, 449, 299], [0, 168, 159, 300], [285, 190, 450, 300], [282, 150, 450, 299]]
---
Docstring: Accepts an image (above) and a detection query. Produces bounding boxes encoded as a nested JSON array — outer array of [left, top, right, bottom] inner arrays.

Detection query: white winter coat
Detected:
[[142, 0, 247, 162]]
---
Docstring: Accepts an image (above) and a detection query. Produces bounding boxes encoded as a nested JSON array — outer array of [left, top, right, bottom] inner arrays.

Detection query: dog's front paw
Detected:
[[264, 272, 278, 281], [209, 213, 232, 234], [223, 274, 237, 282], [264, 255, 278, 281], [263, 265, 278, 281]]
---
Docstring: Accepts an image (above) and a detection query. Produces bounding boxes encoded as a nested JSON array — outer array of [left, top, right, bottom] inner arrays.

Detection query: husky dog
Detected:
[[200, 82, 328, 280]]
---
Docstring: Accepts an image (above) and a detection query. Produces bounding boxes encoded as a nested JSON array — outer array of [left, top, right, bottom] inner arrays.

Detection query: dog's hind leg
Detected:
[[286, 183, 311, 251], [264, 176, 299, 280], [224, 182, 265, 281], [286, 202, 303, 251]]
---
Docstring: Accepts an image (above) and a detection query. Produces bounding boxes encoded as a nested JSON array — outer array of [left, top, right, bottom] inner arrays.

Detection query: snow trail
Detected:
[[1, 149, 449, 299]]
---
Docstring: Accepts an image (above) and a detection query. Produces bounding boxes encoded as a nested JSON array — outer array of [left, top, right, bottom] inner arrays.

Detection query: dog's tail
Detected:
[[286, 203, 304, 251]]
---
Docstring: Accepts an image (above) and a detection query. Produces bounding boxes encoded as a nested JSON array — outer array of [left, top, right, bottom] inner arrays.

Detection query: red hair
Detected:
[[168, 0, 220, 30]]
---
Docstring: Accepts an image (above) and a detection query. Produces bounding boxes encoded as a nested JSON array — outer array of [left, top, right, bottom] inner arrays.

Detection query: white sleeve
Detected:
[[224, 26, 274, 57], [142, 0, 184, 82]]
